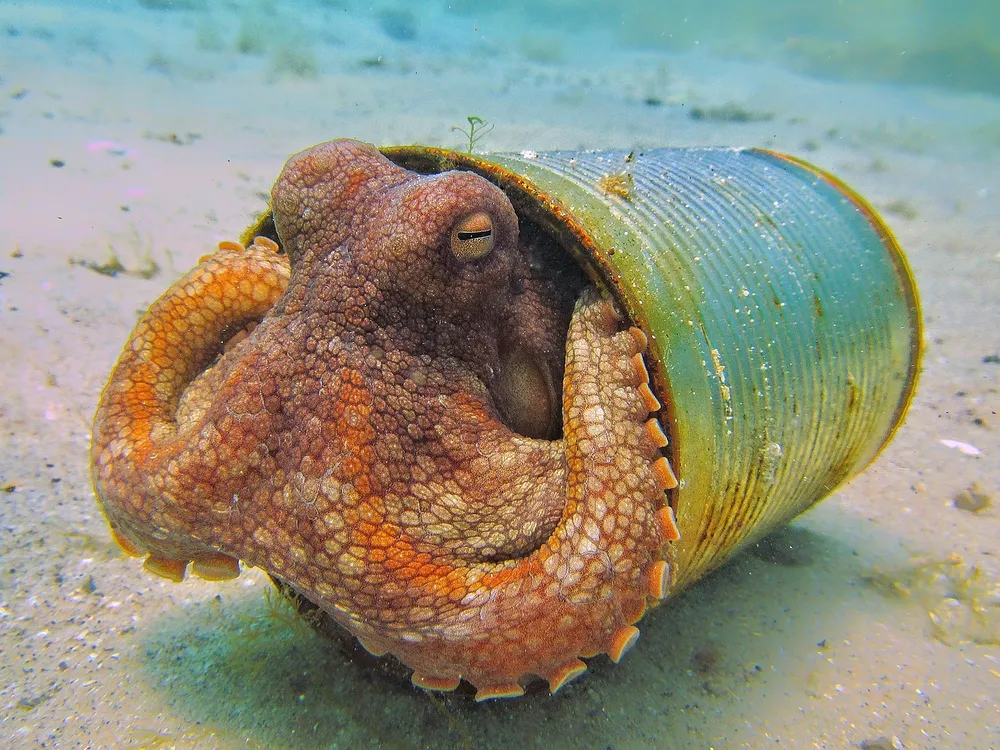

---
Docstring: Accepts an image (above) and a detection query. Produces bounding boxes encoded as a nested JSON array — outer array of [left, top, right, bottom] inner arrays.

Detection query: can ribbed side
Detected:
[[481, 148, 919, 587]]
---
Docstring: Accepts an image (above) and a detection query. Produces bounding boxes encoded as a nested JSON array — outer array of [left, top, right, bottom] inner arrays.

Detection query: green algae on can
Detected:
[[381, 144, 922, 590]]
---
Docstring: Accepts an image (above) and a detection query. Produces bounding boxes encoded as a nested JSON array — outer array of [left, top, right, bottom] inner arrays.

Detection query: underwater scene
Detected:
[[1, 1, 998, 748]]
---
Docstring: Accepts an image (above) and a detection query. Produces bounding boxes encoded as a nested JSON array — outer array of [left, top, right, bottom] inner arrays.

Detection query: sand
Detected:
[[1, 2, 998, 748]]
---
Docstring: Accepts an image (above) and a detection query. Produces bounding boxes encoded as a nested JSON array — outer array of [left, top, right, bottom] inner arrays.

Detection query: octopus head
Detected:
[[270, 140, 522, 351]]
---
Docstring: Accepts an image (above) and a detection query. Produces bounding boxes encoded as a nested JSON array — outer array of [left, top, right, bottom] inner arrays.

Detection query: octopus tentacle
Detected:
[[91, 237, 290, 579], [348, 288, 678, 698]]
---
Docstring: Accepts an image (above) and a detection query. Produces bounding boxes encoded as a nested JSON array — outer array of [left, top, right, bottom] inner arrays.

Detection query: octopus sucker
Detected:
[[142, 555, 188, 583], [410, 672, 462, 692], [652, 458, 680, 493], [91, 139, 678, 698], [544, 658, 588, 694], [607, 625, 641, 663], [109, 525, 143, 557], [190, 551, 242, 581], [645, 559, 671, 600], [474, 683, 526, 702]]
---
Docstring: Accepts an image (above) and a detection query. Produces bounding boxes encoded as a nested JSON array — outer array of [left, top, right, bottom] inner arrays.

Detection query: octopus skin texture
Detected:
[[91, 139, 680, 699]]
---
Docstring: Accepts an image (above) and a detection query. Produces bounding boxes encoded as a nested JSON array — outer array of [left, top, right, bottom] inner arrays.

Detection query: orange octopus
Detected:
[[91, 139, 679, 699]]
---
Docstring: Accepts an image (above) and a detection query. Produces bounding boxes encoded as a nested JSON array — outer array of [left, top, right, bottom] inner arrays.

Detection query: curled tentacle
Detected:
[[91, 237, 289, 580]]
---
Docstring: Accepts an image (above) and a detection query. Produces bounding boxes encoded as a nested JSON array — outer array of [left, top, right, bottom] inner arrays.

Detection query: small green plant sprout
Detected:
[[451, 115, 494, 154]]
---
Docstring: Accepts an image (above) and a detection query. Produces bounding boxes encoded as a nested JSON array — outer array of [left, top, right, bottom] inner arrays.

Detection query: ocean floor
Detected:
[[1, 2, 999, 748]]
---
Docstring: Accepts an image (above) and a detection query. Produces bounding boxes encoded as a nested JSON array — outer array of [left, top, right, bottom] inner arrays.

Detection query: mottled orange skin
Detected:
[[91, 139, 678, 699]]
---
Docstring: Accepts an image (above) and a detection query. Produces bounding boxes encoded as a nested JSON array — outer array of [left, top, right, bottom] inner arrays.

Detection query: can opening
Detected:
[[489, 219, 588, 440], [378, 147, 614, 443]]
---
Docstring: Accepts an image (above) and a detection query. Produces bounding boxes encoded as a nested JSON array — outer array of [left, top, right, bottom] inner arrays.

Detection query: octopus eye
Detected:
[[450, 211, 495, 261]]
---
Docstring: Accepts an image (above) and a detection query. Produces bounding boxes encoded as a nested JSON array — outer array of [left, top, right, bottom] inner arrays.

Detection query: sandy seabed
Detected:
[[1, 2, 998, 748]]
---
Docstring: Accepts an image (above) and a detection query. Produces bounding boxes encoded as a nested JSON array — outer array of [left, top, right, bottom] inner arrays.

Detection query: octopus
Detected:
[[91, 139, 680, 700]]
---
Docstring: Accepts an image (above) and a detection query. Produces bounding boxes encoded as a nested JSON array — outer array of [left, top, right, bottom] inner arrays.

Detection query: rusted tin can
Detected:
[[380, 145, 922, 589]]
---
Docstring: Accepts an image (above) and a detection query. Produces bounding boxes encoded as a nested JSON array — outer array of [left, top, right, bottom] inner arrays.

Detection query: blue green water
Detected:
[[518, 0, 1000, 95], [1, 1, 998, 749]]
